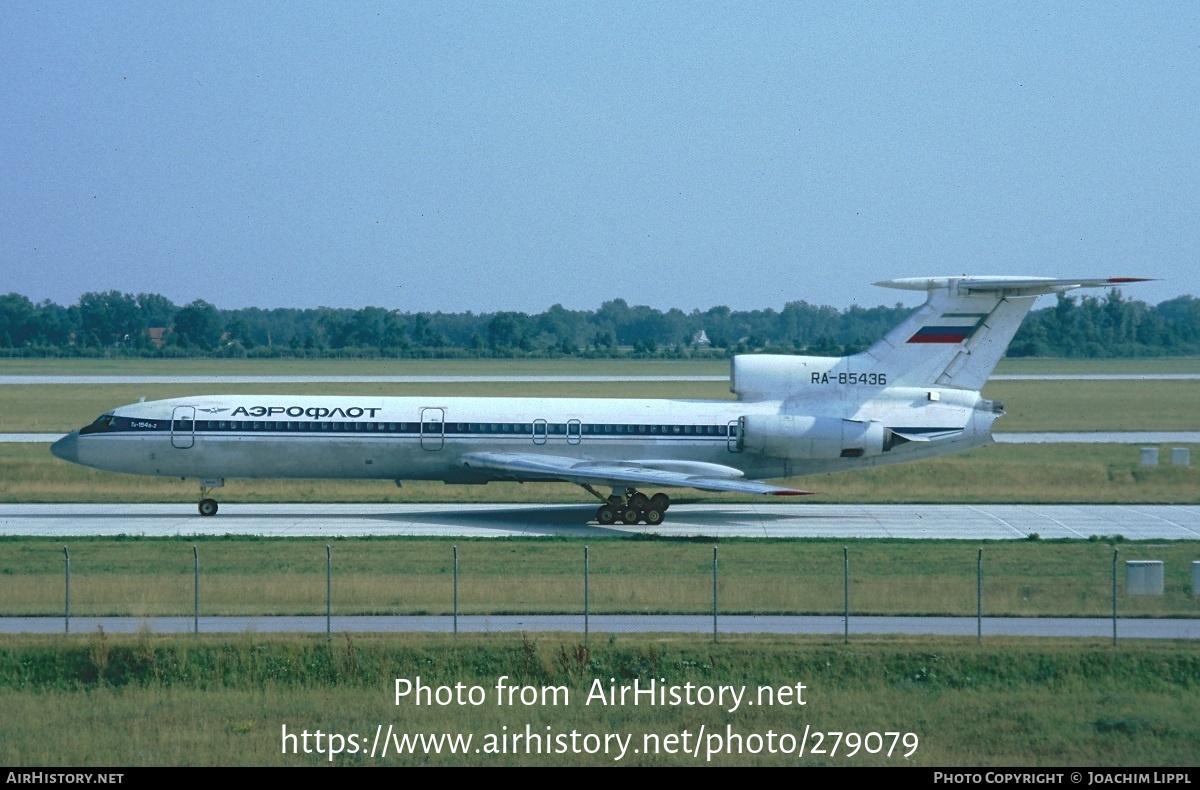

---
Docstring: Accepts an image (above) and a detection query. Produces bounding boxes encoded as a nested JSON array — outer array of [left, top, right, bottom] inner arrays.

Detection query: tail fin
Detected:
[[857, 276, 1152, 391]]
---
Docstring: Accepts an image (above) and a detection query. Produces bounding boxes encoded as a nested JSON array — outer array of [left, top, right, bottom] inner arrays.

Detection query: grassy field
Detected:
[[3, 442, 1196, 504], [1, 377, 1197, 433], [3, 358, 1196, 768], [0, 380, 735, 433], [1, 356, 1195, 503], [0, 357, 732, 376], [3, 355, 1200, 375], [3, 536, 1197, 618], [0, 634, 1195, 766]]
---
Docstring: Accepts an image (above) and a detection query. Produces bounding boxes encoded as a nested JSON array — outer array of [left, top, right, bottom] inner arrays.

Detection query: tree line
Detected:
[[0, 289, 1196, 359]]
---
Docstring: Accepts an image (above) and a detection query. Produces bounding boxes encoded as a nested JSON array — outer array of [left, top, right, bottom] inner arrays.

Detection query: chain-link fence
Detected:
[[3, 539, 1198, 640]]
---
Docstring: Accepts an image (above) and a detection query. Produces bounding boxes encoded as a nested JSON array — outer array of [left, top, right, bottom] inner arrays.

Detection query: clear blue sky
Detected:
[[2, 2, 1196, 314]]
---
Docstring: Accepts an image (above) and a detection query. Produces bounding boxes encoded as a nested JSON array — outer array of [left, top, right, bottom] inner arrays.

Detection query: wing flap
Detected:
[[459, 452, 812, 496]]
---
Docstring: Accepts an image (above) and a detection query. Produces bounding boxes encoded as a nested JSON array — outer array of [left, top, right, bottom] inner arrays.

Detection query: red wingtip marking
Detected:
[[1106, 277, 1153, 283], [772, 490, 814, 496]]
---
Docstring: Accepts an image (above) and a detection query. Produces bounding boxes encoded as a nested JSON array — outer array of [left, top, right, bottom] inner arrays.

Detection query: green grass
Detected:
[[2, 379, 1198, 433], [0, 380, 736, 433], [0, 357, 730, 376], [993, 357, 1200, 375], [3, 536, 1197, 618], [981, 380, 1200, 432], [4, 443, 1197, 504], [810, 443, 1200, 503], [3, 355, 1199, 376], [1, 358, 1195, 506], [0, 634, 1195, 765]]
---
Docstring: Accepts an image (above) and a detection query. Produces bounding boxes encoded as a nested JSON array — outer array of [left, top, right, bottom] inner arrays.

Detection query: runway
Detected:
[[3, 503, 1198, 539], [4, 614, 1196, 639]]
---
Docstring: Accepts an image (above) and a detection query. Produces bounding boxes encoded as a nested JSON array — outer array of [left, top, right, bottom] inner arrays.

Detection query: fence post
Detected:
[[63, 546, 70, 635], [453, 545, 458, 639], [193, 545, 199, 636], [843, 547, 849, 644], [1112, 549, 1118, 646], [326, 545, 331, 643], [712, 546, 719, 644], [584, 545, 590, 644], [977, 548, 982, 645]]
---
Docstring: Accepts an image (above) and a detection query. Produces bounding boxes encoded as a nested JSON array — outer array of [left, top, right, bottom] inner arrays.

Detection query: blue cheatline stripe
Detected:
[[84, 418, 738, 440]]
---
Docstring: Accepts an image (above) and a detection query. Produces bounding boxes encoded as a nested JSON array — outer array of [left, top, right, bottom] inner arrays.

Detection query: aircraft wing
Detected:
[[458, 452, 812, 496]]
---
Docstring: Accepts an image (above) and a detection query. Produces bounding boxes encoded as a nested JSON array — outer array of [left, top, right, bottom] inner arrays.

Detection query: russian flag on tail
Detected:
[[907, 313, 988, 344]]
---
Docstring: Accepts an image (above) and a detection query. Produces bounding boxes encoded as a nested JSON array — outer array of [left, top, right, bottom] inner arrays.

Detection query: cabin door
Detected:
[[420, 407, 445, 450], [171, 406, 196, 449]]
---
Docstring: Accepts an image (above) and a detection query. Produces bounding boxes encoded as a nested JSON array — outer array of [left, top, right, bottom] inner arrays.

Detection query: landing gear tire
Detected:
[[584, 487, 669, 526], [198, 498, 218, 517]]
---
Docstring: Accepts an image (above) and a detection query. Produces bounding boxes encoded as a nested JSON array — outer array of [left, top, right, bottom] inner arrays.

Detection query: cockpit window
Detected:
[[80, 413, 118, 435]]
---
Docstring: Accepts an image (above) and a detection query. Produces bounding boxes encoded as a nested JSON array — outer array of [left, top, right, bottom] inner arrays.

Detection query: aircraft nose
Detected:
[[50, 430, 80, 464]]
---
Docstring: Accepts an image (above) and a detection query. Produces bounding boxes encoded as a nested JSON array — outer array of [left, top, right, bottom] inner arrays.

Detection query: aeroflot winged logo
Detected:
[[907, 313, 988, 344]]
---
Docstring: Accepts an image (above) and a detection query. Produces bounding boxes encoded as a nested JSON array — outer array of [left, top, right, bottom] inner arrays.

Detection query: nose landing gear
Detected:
[[197, 479, 224, 517]]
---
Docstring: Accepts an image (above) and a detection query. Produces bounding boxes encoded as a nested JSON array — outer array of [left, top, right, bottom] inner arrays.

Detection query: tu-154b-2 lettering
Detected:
[[51, 276, 1149, 524]]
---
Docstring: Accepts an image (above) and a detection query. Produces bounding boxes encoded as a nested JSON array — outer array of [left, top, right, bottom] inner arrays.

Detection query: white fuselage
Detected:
[[55, 388, 999, 486], [51, 275, 1147, 507]]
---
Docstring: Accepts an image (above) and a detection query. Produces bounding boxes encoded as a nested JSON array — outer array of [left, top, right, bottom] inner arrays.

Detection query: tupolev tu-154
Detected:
[[50, 276, 1149, 524]]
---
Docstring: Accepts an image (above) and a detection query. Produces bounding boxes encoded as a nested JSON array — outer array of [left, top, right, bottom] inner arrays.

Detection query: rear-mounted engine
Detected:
[[739, 415, 891, 459]]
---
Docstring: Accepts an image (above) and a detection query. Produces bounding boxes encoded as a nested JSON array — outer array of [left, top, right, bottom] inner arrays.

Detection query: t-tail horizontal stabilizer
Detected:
[[859, 276, 1153, 391]]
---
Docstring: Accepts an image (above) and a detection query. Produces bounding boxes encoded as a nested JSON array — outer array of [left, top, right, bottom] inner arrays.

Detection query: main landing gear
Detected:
[[587, 487, 671, 526], [197, 478, 224, 517]]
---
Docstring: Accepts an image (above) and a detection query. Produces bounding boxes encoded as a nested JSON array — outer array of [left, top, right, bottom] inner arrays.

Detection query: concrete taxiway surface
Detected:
[[5, 614, 1196, 638], [2, 503, 1198, 539]]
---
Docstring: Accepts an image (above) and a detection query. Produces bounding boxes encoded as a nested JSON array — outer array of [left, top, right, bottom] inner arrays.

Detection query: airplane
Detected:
[[50, 276, 1149, 524]]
